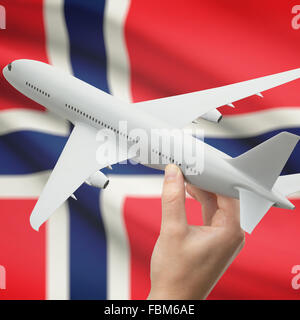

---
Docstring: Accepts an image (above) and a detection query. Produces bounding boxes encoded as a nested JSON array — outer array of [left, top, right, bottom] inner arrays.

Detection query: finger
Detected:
[[161, 164, 187, 234], [212, 194, 241, 230], [186, 184, 217, 226]]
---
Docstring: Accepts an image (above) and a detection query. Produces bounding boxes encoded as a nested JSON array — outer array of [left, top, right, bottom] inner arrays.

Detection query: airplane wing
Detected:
[[30, 122, 135, 231], [134, 68, 300, 127]]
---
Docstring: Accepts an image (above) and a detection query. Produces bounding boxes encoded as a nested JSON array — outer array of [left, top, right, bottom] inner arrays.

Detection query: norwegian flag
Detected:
[[0, 0, 300, 300]]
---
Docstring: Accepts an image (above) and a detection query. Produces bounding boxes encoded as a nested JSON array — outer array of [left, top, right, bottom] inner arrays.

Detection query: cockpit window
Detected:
[[7, 63, 12, 71]]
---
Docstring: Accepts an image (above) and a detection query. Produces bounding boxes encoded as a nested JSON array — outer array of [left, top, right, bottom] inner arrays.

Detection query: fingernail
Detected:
[[165, 164, 179, 181]]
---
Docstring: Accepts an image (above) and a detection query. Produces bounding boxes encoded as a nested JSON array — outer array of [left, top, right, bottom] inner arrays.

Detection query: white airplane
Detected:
[[3, 59, 300, 233]]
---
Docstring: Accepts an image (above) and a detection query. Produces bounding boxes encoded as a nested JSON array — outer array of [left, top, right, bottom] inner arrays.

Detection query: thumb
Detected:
[[161, 164, 187, 234]]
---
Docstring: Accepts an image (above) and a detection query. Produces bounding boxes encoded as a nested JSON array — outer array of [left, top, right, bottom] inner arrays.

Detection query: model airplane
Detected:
[[3, 59, 300, 233]]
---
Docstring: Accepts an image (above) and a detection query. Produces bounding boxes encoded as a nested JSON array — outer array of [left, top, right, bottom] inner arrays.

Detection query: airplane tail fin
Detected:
[[273, 173, 300, 197], [228, 132, 300, 189], [228, 132, 300, 233]]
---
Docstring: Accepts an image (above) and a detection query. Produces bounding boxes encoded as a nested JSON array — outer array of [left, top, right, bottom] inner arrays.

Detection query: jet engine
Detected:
[[85, 171, 109, 189], [197, 109, 223, 123]]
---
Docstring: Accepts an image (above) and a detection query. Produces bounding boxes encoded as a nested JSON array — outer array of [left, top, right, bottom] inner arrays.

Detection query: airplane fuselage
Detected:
[[3, 59, 293, 210]]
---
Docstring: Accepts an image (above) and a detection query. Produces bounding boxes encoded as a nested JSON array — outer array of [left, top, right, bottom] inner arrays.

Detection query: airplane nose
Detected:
[[2, 62, 13, 81]]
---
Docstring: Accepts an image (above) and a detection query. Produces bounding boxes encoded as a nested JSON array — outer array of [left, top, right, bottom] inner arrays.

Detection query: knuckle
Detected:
[[162, 189, 181, 205], [220, 222, 245, 246], [162, 223, 186, 238], [228, 227, 245, 247]]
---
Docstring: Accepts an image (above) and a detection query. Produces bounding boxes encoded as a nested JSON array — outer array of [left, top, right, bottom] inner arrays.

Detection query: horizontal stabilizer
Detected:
[[274, 174, 300, 196], [228, 132, 300, 189], [238, 188, 274, 233]]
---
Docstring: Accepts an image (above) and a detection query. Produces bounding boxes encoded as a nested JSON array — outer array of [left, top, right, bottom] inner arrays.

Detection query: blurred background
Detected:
[[0, 0, 300, 299]]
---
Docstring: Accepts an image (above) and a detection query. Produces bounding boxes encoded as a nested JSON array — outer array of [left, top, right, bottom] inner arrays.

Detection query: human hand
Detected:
[[148, 164, 245, 300]]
